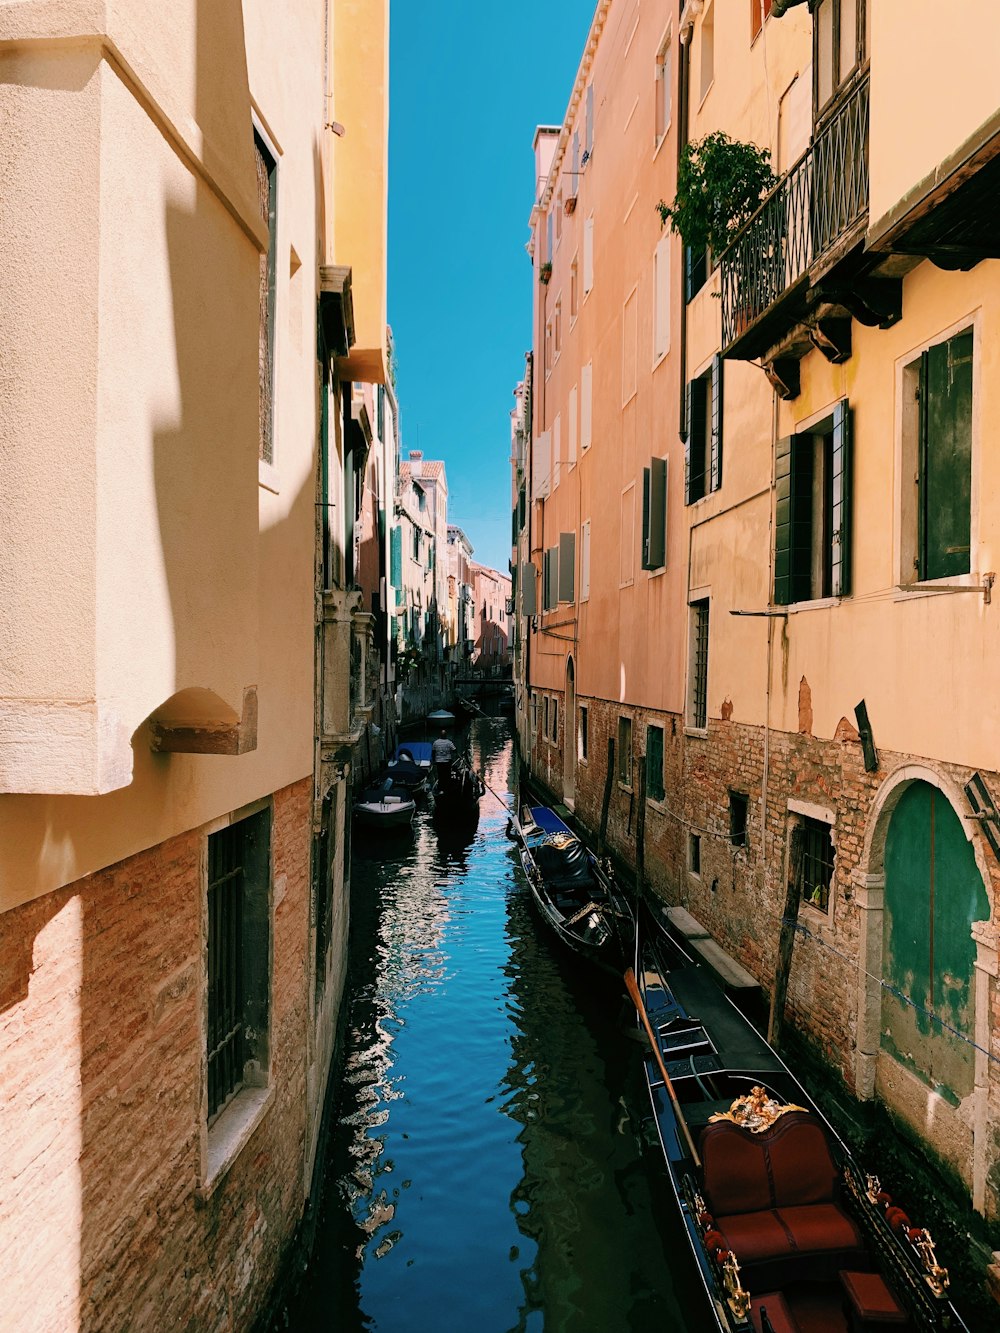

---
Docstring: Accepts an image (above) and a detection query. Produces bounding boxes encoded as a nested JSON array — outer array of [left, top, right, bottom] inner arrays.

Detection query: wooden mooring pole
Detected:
[[635, 760, 647, 902], [767, 823, 804, 1051], [598, 736, 615, 856]]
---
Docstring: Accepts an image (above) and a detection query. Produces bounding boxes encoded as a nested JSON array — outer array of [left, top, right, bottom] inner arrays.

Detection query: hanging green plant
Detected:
[[656, 131, 777, 257]]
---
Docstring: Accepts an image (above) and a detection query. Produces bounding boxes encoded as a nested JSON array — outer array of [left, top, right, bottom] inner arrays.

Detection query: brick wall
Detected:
[[526, 693, 1000, 1214], [0, 776, 318, 1333]]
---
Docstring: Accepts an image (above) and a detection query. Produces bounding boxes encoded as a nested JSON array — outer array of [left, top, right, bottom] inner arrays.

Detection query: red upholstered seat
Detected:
[[701, 1111, 865, 1292], [840, 1270, 909, 1326], [750, 1292, 801, 1333]]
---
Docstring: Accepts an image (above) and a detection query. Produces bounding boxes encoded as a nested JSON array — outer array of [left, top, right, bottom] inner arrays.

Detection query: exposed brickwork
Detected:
[[527, 695, 1000, 1219], [0, 777, 315, 1333]]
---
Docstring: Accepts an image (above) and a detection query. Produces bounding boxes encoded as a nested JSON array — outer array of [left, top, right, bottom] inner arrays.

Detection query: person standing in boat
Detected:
[[431, 729, 457, 789]]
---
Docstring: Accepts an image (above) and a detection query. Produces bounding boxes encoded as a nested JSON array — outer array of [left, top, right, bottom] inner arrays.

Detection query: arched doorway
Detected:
[[564, 656, 576, 807], [857, 768, 994, 1207], [882, 781, 989, 1103]]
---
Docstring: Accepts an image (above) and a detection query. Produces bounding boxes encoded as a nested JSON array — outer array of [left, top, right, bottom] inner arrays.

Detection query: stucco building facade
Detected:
[[0, 0, 388, 1327], [514, 0, 1000, 1266]]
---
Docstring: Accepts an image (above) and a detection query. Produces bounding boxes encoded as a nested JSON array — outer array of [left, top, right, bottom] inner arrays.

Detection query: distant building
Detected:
[[470, 563, 511, 673]]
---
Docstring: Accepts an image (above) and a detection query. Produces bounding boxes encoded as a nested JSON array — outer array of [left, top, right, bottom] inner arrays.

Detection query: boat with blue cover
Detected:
[[511, 804, 631, 971]]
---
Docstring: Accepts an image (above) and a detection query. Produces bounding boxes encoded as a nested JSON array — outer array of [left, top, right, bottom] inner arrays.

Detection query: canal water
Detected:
[[276, 717, 701, 1332]]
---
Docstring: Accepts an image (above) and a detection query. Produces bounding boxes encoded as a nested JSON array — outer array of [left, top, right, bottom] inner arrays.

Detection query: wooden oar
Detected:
[[624, 966, 701, 1169]]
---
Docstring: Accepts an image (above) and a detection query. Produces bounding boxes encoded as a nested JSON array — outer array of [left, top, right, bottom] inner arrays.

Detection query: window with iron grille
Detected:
[[774, 402, 852, 604], [688, 599, 710, 729], [646, 725, 665, 801], [207, 808, 271, 1123], [254, 130, 277, 465], [689, 833, 701, 876], [552, 697, 559, 745], [800, 816, 835, 911], [579, 705, 589, 762], [618, 716, 633, 787]]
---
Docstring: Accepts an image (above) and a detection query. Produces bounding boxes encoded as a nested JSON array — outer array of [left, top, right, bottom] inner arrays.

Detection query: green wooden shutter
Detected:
[[558, 532, 576, 602], [521, 561, 537, 615], [774, 435, 794, 605], [390, 524, 402, 588], [920, 329, 973, 580], [645, 457, 667, 568], [830, 399, 852, 596], [710, 355, 724, 492], [683, 380, 693, 504], [641, 467, 652, 568]]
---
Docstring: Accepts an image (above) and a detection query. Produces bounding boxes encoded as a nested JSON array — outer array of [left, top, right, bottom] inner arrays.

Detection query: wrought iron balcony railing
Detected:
[[721, 74, 870, 353]]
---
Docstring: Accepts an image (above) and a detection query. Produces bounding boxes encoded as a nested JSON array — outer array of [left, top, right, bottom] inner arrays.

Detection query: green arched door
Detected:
[[882, 782, 989, 1104]]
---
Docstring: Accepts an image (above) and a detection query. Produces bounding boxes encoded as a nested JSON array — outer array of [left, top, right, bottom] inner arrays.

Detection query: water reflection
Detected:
[[274, 719, 699, 1332]]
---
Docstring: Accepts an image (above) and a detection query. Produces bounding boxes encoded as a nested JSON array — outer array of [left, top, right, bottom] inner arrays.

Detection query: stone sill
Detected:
[[199, 1085, 273, 1201]]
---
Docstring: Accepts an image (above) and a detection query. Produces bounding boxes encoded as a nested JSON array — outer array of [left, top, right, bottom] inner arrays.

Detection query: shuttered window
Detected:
[[521, 562, 537, 615], [642, 456, 668, 569], [254, 131, 277, 464], [774, 400, 852, 604], [568, 385, 578, 464], [580, 520, 591, 600], [532, 430, 551, 499], [581, 362, 593, 448], [585, 83, 595, 157], [390, 525, 402, 589], [544, 545, 559, 610], [646, 725, 665, 801], [684, 357, 722, 504], [583, 216, 595, 295], [918, 329, 973, 581], [558, 531, 576, 602], [653, 235, 671, 361], [688, 599, 710, 730]]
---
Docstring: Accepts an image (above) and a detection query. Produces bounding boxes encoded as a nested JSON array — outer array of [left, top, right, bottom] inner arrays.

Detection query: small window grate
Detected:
[[208, 823, 246, 1120], [801, 816, 835, 911], [691, 601, 710, 729]]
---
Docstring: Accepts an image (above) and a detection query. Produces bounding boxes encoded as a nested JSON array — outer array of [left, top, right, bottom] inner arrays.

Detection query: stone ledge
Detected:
[[200, 1084, 274, 1201], [690, 936, 761, 994]]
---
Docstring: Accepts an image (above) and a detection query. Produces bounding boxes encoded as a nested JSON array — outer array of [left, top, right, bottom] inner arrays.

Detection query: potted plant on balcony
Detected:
[[539, 261, 553, 285], [657, 132, 776, 333]]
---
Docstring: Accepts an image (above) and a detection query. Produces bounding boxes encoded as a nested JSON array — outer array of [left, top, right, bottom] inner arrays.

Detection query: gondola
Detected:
[[511, 804, 632, 972], [431, 754, 484, 826], [629, 908, 971, 1333]]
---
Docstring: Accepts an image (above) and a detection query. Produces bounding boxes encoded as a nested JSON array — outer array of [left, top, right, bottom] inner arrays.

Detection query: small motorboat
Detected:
[[629, 908, 971, 1333], [511, 804, 632, 972], [353, 778, 416, 830], [427, 709, 455, 727], [432, 754, 484, 825], [387, 741, 432, 798]]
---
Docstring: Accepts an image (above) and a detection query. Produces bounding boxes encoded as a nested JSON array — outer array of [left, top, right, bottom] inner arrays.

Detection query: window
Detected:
[[774, 401, 852, 603], [622, 289, 638, 404], [543, 696, 550, 739], [570, 256, 579, 320], [583, 215, 595, 295], [800, 816, 835, 912], [580, 362, 593, 450], [689, 833, 701, 876], [685, 356, 723, 504], [642, 457, 668, 570], [558, 531, 576, 603], [544, 318, 553, 377], [568, 385, 578, 465], [655, 29, 672, 145], [814, 0, 866, 118], [618, 717, 633, 786], [552, 697, 559, 745], [314, 793, 338, 987], [552, 413, 562, 490], [646, 725, 665, 801], [685, 245, 710, 302], [571, 130, 581, 199], [902, 328, 973, 583], [580, 519, 591, 600], [543, 544, 559, 610], [579, 705, 589, 762], [750, 0, 772, 43], [521, 561, 537, 615], [207, 808, 271, 1123], [555, 192, 563, 243], [699, 2, 715, 103], [547, 212, 554, 265], [412, 528, 421, 561], [554, 296, 563, 356], [688, 598, 709, 730], [653, 235, 671, 362], [585, 82, 594, 159], [254, 130, 277, 464], [729, 791, 749, 848]]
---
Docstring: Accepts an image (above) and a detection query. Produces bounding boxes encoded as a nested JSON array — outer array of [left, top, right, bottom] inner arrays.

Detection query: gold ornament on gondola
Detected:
[[708, 1085, 807, 1134]]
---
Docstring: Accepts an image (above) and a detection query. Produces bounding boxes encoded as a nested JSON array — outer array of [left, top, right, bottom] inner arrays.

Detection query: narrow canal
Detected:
[[275, 717, 701, 1331]]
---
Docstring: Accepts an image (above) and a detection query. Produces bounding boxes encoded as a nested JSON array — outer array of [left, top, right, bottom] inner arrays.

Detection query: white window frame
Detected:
[[653, 234, 671, 366], [654, 24, 673, 152]]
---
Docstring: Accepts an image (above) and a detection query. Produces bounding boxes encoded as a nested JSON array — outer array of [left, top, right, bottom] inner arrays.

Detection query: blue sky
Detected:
[[388, 1, 595, 574]]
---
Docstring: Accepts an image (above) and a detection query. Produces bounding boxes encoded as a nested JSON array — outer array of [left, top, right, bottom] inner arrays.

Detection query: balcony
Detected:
[[720, 74, 899, 389]]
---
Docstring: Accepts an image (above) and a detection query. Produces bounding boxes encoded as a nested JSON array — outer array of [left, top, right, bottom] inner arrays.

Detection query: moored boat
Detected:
[[629, 910, 971, 1333], [387, 741, 432, 798], [353, 779, 416, 830], [511, 804, 632, 972], [431, 753, 484, 825]]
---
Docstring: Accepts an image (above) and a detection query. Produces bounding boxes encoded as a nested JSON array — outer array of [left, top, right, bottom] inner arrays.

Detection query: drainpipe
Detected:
[[677, 12, 694, 440]]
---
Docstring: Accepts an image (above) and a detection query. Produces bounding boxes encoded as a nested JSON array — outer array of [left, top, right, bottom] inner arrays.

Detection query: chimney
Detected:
[[408, 449, 423, 478]]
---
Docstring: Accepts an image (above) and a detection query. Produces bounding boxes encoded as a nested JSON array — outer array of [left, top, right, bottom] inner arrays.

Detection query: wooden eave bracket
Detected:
[[150, 686, 258, 756], [319, 264, 356, 358], [763, 358, 801, 401]]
